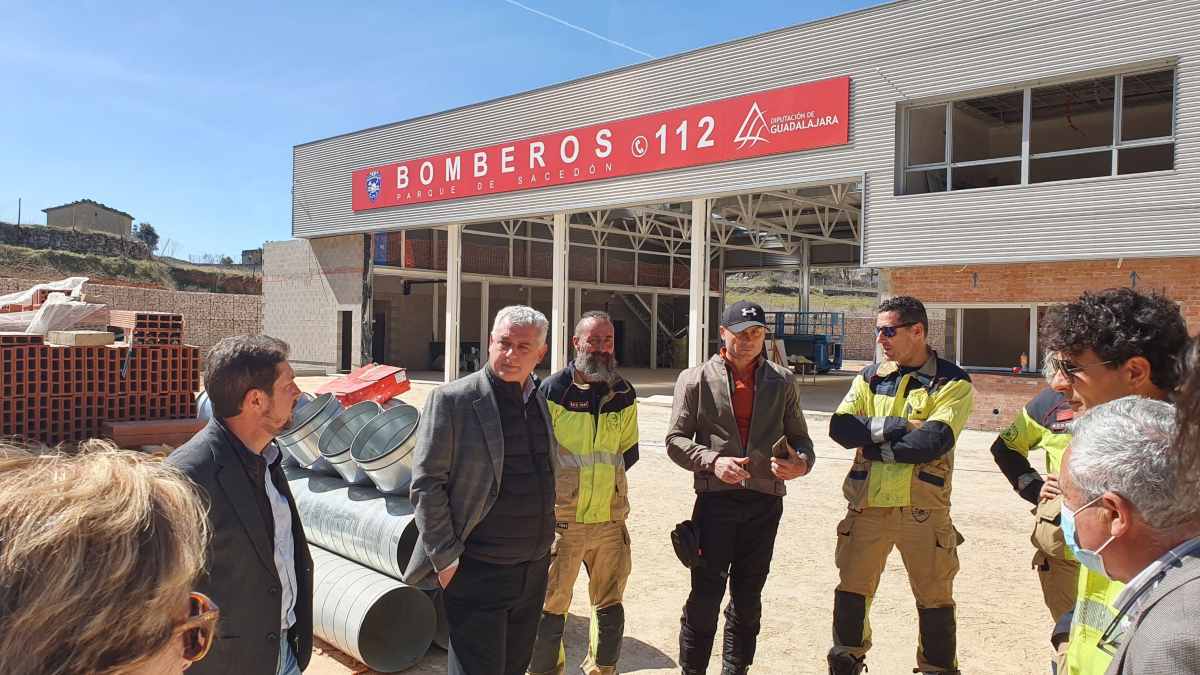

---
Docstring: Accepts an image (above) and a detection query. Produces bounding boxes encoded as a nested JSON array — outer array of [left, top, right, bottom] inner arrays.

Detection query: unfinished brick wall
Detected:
[[887, 256, 1200, 328], [0, 278, 262, 355], [887, 255, 1199, 432]]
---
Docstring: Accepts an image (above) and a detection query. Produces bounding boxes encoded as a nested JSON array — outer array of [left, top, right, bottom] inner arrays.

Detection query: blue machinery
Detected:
[[764, 311, 845, 373]]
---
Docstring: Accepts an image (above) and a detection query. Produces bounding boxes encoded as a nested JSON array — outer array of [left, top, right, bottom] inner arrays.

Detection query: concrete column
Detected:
[[444, 224, 463, 382], [550, 212, 570, 371], [573, 287, 582, 329], [800, 239, 811, 313], [688, 198, 709, 367], [360, 234, 374, 367], [650, 292, 659, 370]]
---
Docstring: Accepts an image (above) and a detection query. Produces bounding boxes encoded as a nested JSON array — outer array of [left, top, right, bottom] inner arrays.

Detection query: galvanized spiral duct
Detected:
[[286, 468, 420, 580], [310, 545, 436, 672]]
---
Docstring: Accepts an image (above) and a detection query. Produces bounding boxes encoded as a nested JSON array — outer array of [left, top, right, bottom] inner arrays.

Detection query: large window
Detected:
[[933, 305, 1043, 372], [901, 68, 1176, 195]]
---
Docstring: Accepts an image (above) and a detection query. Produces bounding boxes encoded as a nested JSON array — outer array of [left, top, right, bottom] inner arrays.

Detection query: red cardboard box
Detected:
[[315, 363, 410, 406]]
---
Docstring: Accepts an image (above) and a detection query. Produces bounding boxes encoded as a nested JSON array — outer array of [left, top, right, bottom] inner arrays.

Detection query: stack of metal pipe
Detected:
[[273, 393, 440, 673]]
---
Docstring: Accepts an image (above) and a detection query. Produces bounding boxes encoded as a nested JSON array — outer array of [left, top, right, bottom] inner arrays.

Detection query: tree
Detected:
[[134, 222, 160, 253], [220, 255, 234, 266]]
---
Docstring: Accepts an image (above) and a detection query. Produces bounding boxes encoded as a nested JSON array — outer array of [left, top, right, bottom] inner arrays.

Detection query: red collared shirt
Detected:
[[720, 348, 759, 448]]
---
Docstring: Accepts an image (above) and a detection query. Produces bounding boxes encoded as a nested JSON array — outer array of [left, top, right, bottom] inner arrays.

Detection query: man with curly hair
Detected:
[[1037, 287, 1188, 675]]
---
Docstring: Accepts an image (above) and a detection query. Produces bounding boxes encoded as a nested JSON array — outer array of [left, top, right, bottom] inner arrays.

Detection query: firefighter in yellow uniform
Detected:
[[1036, 288, 1188, 675], [529, 312, 639, 675], [991, 388, 1079, 622], [826, 297, 974, 675]]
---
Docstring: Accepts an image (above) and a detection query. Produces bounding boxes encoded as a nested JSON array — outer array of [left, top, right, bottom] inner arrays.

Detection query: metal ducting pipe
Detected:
[[287, 469, 420, 579], [318, 400, 381, 485], [351, 402, 421, 494], [311, 546, 436, 672], [278, 393, 342, 475]]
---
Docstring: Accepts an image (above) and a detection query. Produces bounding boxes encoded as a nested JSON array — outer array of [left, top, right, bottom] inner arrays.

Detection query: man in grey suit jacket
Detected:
[[1059, 395, 1200, 674], [406, 305, 559, 675]]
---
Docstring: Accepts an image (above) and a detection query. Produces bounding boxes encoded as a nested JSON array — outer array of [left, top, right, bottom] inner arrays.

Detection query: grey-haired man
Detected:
[[406, 305, 559, 675]]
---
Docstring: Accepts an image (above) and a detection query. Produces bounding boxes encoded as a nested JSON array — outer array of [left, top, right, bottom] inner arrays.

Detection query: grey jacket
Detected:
[[403, 368, 558, 589], [666, 354, 814, 496], [1108, 547, 1200, 674]]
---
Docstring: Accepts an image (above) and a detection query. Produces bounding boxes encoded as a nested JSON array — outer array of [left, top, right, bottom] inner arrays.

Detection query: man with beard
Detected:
[[167, 335, 313, 675], [528, 311, 640, 675]]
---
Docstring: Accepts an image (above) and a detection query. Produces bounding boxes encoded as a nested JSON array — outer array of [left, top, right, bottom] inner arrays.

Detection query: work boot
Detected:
[[915, 671, 960, 675], [828, 653, 867, 675], [720, 666, 749, 675]]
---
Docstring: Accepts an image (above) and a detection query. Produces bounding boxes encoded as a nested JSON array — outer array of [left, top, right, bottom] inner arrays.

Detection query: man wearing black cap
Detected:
[[666, 300, 815, 675]]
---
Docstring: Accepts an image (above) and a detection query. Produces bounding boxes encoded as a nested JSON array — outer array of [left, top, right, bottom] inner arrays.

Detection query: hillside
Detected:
[[0, 244, 261, 294]]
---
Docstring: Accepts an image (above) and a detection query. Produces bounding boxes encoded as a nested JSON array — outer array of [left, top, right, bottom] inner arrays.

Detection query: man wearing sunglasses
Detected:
[[1038, 288, 1188, 675], [826, 296, 974, 675], [169, 335, 313, 675]]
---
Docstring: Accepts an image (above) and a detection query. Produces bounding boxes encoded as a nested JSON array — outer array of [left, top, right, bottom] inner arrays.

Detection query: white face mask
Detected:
[[1061, 495, 1116, 577]]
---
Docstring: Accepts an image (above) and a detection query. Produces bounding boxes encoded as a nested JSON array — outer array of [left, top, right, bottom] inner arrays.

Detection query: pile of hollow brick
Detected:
[[0, 310, 200, 446]]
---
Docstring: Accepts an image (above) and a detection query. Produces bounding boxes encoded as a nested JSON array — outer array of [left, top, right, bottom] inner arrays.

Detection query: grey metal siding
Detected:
[[293, 0, 1200, 268]]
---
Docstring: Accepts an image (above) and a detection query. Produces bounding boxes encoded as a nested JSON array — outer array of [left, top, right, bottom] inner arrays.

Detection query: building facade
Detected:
[[269, 0, 1197, 426]]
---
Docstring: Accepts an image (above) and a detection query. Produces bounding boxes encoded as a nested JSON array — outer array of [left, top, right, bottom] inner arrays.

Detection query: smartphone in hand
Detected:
[[771, 435, 792, 459]]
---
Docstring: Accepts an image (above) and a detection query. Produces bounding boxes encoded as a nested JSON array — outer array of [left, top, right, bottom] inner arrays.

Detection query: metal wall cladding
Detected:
[[288, 470, 418, 580], [310, 546, 436, 672], [293, 0, 1200, 267]]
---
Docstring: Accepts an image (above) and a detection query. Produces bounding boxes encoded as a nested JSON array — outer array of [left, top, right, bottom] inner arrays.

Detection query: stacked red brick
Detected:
[[0, 310, 201, 446]]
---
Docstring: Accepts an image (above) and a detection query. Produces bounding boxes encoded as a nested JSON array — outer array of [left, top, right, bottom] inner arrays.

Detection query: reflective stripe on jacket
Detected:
[[541, 366, 639, 523], [829, 349, 974, 509]]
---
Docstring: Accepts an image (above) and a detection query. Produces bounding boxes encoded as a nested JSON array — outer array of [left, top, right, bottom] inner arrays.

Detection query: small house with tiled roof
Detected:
[[43, 199, 133, 238]]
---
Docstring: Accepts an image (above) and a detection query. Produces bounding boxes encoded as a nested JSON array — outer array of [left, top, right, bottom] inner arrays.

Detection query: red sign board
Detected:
[[352, 76, 850, 211]]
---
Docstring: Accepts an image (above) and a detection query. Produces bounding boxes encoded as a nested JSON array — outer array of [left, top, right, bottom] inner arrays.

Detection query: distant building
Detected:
[[43, 199, 133, 238], [241, 248, 263, 266]]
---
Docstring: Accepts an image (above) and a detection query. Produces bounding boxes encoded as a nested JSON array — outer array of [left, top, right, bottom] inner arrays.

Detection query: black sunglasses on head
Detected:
[[875, 322, 916, 338]]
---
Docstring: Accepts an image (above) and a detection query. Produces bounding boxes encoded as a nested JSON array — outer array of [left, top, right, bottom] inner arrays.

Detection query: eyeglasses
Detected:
[[174, 592, 220, 663], [875, 322, 916, 338], [1048, 355, 1115, 383]]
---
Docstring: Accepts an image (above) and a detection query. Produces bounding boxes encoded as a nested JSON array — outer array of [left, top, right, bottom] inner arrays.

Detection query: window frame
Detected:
[[928, 303, 1042, 373], [901, 66, 1177, 195]]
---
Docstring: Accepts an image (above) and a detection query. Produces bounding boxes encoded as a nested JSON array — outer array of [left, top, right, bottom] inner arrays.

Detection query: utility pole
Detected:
[[16, 198, 20, 225]]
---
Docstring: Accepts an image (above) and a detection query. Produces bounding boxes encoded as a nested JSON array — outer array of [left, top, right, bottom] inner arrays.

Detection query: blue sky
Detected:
[[0, 0, 879, 259]]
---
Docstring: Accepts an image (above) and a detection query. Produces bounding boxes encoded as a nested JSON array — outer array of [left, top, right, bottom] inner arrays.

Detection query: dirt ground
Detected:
[[300, 377, 1054, 675]]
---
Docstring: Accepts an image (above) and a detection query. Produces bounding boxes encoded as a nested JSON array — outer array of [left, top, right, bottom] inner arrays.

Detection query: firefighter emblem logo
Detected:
[[366, 170, 382, 202]]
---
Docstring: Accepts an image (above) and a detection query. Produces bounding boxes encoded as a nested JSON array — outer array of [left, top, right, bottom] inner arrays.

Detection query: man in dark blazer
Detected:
[[168, 335, 313, 674], [406, 305, 558, 675]]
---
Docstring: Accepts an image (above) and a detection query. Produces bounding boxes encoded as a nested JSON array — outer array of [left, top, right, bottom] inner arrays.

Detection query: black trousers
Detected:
[[444, 554, 551, 675], [679, 490, 784, 674]]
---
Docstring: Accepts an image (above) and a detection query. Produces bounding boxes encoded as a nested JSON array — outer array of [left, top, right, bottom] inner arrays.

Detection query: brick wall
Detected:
[[886, 255, 1200, 432], [887, 256, 1200, 328], [968, 373, 1047, 432], [0, 278, 261, 355]]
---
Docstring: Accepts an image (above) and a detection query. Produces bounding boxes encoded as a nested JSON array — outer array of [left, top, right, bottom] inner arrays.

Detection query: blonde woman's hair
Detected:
[[0, 441, 210, 675]]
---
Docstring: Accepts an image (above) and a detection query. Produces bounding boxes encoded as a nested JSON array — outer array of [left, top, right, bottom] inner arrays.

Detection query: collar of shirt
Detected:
[[719, 347, 762, 380], [567, 362, 613, 394], [1115, 535, 1200, 617], [485, 364, 537, 403], [214, 417, 278, 471]]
